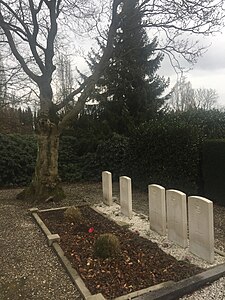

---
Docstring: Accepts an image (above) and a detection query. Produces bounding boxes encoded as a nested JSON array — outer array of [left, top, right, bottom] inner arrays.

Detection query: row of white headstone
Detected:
[[102, 171, 214, 263]]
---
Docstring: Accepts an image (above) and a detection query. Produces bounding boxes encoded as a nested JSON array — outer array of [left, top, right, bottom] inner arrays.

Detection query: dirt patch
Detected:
[[40, 206, 204, 299]]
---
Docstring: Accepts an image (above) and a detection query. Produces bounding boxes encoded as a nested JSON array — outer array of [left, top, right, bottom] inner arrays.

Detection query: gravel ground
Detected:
[[180, 277, 225, 300], [0, 182, 225, 300], [0, 193, 82, 300]]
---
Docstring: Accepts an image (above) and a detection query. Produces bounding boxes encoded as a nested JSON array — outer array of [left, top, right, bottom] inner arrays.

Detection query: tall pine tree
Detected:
[[84, 0, 169, 134]]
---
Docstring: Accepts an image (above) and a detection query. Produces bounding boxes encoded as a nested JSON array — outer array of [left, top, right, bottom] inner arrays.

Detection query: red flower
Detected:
[[88, 227, 94, 233]]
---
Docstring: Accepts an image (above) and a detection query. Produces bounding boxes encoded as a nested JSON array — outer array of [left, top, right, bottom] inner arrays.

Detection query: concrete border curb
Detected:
[[114, 281, 174, 300], [52, 242, 92, 299], [134, 263, 225, 300]]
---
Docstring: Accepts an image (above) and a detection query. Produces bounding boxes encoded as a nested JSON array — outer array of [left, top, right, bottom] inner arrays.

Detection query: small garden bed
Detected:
[[40, 206, 204, 299]]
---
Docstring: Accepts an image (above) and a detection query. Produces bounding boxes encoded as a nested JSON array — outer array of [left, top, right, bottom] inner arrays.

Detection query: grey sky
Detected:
[[159, 29, 225, 106], [66, 11, 225, 112], [74, 27, 225, 107]]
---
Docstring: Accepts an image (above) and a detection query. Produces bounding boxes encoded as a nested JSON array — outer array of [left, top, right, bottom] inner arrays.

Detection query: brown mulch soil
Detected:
[[40, 206, 204, 299]]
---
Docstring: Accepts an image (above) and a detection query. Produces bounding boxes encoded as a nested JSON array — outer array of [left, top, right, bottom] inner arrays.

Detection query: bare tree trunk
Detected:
[[35, 125, 59, 189], [18, 82, 66, 203], [18, 119, 65, 203], [34, 120, 64, 199]]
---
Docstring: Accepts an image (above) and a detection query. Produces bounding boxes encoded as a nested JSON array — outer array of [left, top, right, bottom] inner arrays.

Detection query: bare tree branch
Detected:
[[0, 12, 39, 82], [58, 0, 123, 128]]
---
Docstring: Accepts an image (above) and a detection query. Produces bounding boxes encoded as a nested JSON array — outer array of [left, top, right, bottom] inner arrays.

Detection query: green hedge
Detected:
[[126, 120, 203, 193], [58, 135, 101, 182], [1, 110, 225, 200], [0, 134, 37, 186], [58, 134, 128, 182], [58, 136, 81, 181], [0, 125, 209, 195], [95, 134, 129, 180], [202, 140, 225, 205]]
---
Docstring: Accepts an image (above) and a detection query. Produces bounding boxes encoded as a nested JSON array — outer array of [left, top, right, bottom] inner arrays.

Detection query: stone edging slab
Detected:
[[29, 206, 225, 300], [134, 262, 225, 300]]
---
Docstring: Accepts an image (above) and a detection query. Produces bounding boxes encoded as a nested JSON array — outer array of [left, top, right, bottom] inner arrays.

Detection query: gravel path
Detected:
[[180, 277, 225, 300], [0, 202, 82, 300], [0, 182, 224, 300]]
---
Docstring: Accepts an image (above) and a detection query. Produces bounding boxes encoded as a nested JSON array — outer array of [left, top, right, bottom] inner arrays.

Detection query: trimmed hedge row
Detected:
[[0, 125, 202, 196], [202, 140, 225, 206], [0, 111, 224, 206], [127, 120, 203, 193], [0, 134, 37, 186]]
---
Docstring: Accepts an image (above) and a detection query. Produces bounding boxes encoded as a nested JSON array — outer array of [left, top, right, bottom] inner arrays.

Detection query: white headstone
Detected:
[[119, 176, 132, 219], [102, 171, 113, 206], [166, 189, 188, 248], [148, 184, 166, 236], [188, 196, 214, 263]]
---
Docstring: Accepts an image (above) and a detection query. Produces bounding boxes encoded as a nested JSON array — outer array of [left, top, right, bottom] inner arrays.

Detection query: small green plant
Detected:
[[64, 206, 83, 224], [93, 233, 121, 259]]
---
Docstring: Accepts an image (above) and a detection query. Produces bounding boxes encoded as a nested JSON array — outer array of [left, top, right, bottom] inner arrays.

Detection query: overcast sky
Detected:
[[70, 19, 225, 111], [74, 27, 225, 108], [158, 29, 225, 107]]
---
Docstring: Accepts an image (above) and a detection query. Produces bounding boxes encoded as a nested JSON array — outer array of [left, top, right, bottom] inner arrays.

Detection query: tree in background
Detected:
[[0, 0, 224, 203], [167, 76, 195, 112], [0, 54, 7, 107], [194, 88, 218, 111], [0, 54, 33, 133], [167, 76, 218, 111], [83, 0, 169, 134], [0, 107, 33, 134], [55, 53, 74, 112]]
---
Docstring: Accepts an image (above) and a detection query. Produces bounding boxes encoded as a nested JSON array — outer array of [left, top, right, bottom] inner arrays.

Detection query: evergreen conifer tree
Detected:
[[85, 0, 169, 134]]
